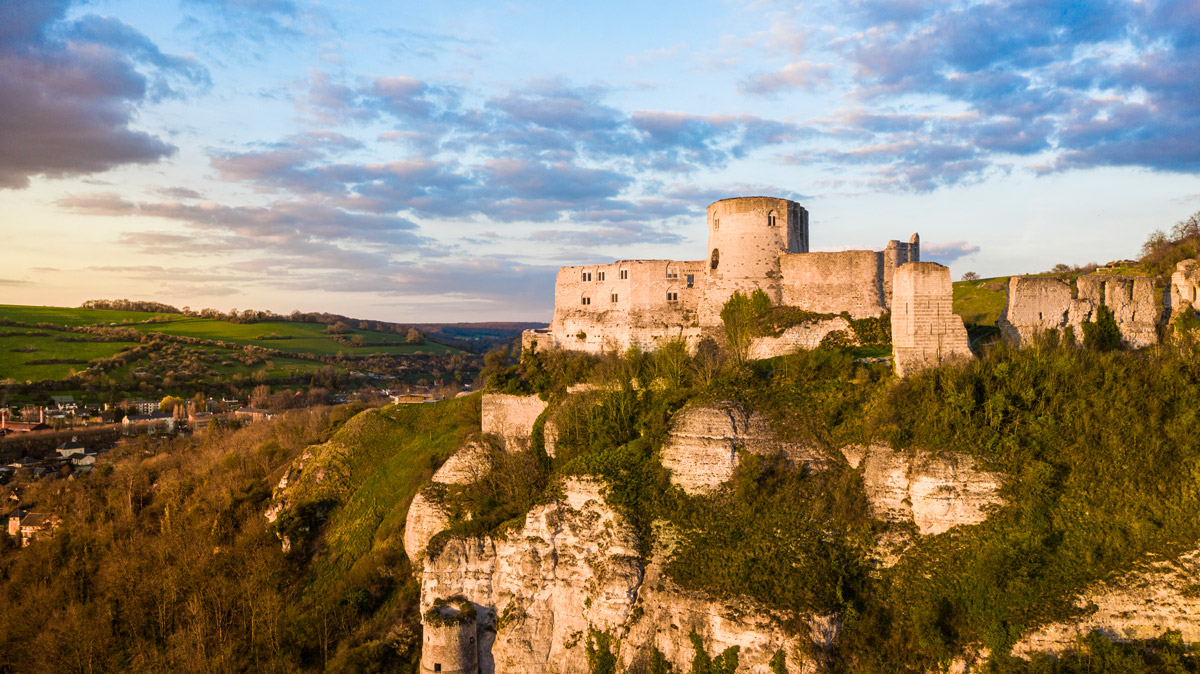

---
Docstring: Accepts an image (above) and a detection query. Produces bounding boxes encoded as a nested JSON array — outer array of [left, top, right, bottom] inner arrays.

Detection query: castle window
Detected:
[[768, 210, 777, 227], [619, 269, 628, 280], [714, 218, 719, 231], [686, 274, 694, 288], [434, 666, 441, 673], [666, 269, 678, 279], [611, 293, 618, 303], [581, 296, 591, 306], [598, 271, 605, 281], [710, 248, 720, 270], [581, 271, 592, 282], [667, 292, 678, 302]]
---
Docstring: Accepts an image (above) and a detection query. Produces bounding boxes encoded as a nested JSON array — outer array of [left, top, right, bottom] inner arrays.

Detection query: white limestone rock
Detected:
[[1012, 547, 1200, 659], [842, 444, 1005, 566], [660, 403, 828, 495]]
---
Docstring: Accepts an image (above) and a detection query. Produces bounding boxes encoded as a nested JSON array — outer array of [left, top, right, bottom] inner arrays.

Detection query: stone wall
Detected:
[[481, 393, 547, 452], [882, 234, 920, 300], [547, 259, 706, 353], [660, 402, 827, 495], [998, 274, 1160, 348], [891, 262, 973, 377], [779, 251, 888, 318], [746, 316, 851, 360]]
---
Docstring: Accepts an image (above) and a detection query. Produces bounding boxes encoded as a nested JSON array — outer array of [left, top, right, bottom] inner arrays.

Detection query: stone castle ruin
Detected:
[[997, 257, 1200, 349], [523, 196, 971, 376]]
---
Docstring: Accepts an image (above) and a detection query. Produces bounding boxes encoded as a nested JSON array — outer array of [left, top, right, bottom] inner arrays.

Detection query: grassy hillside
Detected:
[[952, 276, 1009, 327], [0, 304, 184, 326], [0, 304, 479, 401], [0, 330, 139, 382], [131, 319, 460, 355]]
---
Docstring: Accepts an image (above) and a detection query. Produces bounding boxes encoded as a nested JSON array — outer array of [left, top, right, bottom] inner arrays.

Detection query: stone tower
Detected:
[[421, 597, 479, 674], [699, 196, 808, 326]]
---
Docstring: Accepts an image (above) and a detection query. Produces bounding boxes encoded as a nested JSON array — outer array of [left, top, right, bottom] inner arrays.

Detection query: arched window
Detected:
[[710, 248, 720, 270], [767, 210, 777, 227]]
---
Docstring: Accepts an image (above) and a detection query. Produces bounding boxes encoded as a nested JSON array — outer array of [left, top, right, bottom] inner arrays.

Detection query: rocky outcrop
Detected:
[[481, 394, 547, 452], [623, 524, 834, 674], [842, 444, 1005, 565], [747, 317, 851, 360], [999, 274, 1160, 349], [1168, 259, 1200, 320], [891, 262, 973, 377], [660, 403, 827, 495], [404, 441, 495, 562], [420, 478, 643, 674], [420, 479, 837, 674], [1012, 547, 1200, 658]]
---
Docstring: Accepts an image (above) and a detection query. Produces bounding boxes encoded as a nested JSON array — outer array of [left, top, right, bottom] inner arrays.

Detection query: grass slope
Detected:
[[0, 333, 138, 382], [276, 395, 481, 594], [0, 304, 183, 326], [131, 319, 462, 356], [953, 277, 1010, 327]]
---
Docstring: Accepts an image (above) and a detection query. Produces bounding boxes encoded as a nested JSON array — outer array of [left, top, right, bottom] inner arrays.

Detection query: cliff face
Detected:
[[420, 478, 643, 674], [404, 440, 494, 562], [841, 444, 1005, 567], [420, 479, 834, 674], [660, 403, 827, 495], [1012, 547, 1200, 658]]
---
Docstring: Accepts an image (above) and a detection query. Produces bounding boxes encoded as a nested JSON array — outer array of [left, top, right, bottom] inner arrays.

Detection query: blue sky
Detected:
[[2, 0, 1199, 321]]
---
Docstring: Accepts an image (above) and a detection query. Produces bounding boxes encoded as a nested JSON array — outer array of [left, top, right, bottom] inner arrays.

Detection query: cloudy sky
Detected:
[[2, 0, 1199, 322]]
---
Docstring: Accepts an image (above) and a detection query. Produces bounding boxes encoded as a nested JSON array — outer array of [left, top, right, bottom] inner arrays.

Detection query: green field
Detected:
[[0, 333, 138, 382], [0, 304, 183, 327], [952, 276, 1009, 327], [130, 318, 461, 355]]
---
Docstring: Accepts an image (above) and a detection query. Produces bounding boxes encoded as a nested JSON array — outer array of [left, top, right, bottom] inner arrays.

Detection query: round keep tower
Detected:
[[699, 196, 809, 326], [420, 597, 479, 674]]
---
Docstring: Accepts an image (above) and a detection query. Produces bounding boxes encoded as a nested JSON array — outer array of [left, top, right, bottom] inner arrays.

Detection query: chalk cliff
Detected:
[[1012, 546, 1200, 658], [660, 402, 828, 495], [419, 478, 836, 674]]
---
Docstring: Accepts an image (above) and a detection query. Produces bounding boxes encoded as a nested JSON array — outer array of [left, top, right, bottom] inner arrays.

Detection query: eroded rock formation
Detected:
[[660, 403, 827, 495], [1012, 547, 1200, 659], [842, 444, 1005, 566], [419, 479, 836, 674]]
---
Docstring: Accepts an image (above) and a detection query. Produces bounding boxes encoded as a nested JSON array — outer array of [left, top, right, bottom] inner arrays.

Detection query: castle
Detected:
[[523, 196, 971, 374]]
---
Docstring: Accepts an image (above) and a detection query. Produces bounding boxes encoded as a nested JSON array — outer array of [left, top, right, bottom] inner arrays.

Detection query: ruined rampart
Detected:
[[891, 262, 973, 377], [481, 393, 546, 452], [999, 274, 1159, 348], [779, 251, 887, 318]]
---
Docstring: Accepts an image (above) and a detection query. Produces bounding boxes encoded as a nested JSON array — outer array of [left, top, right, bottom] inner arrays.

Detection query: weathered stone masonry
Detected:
[[524, 196, 942, 370], [999, 274, 1159, 348]]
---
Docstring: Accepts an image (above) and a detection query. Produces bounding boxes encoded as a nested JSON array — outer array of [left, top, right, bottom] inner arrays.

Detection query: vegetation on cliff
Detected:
[[0, 397, 478, 673]]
